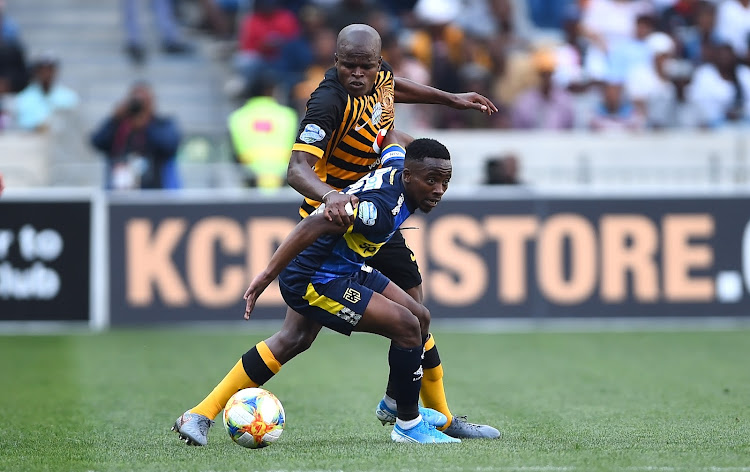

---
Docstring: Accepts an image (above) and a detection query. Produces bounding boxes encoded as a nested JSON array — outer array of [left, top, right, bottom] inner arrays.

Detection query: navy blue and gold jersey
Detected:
[[292, 62, 396, 218], [281, 150, 412, 288]]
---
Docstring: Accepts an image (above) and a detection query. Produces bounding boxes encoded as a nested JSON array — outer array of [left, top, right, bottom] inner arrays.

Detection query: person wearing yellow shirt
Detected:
[[228, 73, 298, 189]]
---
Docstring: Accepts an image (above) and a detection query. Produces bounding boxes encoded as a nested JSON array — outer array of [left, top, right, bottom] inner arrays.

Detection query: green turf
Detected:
[[0, 327, 748, 472]]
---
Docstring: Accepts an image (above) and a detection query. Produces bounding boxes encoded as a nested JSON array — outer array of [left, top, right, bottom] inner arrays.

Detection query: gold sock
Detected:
[[191, 341, 281, 419], [419, 334, 453, 430]]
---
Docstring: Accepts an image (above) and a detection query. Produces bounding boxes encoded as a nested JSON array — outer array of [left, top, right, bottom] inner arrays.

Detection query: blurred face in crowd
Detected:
[[128, 83, 154, 116], [335, 24, 382, 98], [35, 63, 57, 91], [603, 83, 624, 113], [714, 44, 736, 72], [696, 4, 716, 34]]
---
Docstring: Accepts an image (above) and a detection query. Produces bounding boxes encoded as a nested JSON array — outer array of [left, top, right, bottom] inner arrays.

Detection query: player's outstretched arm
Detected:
[[243, 214, 346, 319], [394, 77, 498, 114]]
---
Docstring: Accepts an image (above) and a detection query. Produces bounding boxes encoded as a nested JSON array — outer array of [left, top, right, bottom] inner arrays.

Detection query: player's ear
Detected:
[[402, 168, 411, 183]]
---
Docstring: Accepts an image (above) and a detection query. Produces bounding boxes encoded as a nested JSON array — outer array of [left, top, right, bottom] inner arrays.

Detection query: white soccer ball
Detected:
[[223, 387, 285, 448]]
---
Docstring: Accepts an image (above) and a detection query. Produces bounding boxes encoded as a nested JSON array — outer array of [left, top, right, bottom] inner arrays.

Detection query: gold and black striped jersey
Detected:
[[292, 62, 395, 218]]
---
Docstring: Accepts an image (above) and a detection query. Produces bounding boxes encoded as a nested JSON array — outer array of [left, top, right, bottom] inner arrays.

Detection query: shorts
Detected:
[[367, 230, 422, 291], [279, 265, 390, 335]]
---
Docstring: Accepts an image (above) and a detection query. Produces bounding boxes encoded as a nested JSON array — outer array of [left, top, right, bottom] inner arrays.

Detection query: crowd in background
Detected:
[[196, 0, 750, 131], [2, 0, 750, 189]]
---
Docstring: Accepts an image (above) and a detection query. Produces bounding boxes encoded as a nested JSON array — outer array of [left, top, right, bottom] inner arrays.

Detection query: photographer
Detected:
[[90, 81, 181, 189]]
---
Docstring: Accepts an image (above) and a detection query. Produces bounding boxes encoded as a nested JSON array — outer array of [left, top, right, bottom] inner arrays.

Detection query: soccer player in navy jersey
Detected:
[[175, 138, 460, 444]]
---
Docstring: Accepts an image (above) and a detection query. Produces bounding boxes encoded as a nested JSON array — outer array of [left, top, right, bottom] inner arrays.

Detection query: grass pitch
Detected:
[[0, 326, 748, 472]]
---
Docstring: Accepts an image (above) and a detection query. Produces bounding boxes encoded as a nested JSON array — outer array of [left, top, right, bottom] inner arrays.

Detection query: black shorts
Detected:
[[367, 230, 422, 291]]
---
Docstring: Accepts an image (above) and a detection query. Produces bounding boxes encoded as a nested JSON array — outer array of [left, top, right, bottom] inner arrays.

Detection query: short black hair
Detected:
[[405, 138, 450, 162]]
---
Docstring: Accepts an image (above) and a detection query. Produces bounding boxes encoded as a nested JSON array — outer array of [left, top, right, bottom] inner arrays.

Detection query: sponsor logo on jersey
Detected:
[[358, 241, 379, 254], [300, 124, 325, 144], [358, 201, 377, 226]]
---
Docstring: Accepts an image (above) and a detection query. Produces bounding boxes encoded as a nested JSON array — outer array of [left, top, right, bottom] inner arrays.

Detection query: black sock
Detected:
[[387, 343, 423, 421], [385, 335, 428, 400]]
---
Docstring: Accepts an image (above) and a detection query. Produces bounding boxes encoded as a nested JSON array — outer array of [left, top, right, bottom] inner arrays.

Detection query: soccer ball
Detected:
[[223, 387, 285, 448]]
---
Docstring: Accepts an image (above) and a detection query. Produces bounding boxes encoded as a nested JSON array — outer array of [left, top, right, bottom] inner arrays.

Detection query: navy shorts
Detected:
[[279, 265, 391, 335]]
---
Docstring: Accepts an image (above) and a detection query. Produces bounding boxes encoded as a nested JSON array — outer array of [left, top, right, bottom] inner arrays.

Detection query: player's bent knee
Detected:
[[392, 305, 422, 348], [412, 305, 431, 333]]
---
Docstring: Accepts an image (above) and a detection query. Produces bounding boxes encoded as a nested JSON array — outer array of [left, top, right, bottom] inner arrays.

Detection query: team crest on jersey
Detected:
[[372, 102, 383, 127], [358, 201, 377, 226], [300, 124, 325, 144], [392, 194, 404, 215]]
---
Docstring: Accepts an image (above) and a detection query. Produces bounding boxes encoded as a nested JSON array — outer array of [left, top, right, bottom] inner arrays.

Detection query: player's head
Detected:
[[335, 24, 382, 98], [403, 138, 452, 214]]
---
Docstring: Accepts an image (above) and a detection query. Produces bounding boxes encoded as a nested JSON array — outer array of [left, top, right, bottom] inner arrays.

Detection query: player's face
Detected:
[[404, 158, 452, 213], [335, 48, 381, 98]]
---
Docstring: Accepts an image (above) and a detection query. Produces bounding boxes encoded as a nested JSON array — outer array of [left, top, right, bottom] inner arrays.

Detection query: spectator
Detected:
[[589, 81, 646, 131], [625, 32, 682, 128], [686, 43, 750, 127], [715, 0, 750, 65], [325, 0, 380, 35], [91, 81, 182, 189], [0, 0, 20, 43], [485, 154, 521, 185], [553, 11, 589, 92], [289, 27, 337, 114], [233, 0, 300, 96], [677, 1, 720, 66], [13, 52, 79, 132], [382, 33, 432, 129], [122, 0, 193, 65], [227, 73, 298, 189], [511, 49, 575, 130], [580, 0, 654, 82], [277, 4, 329, 102], [0, 23, 28, 95], [409, 0, 464, 94]]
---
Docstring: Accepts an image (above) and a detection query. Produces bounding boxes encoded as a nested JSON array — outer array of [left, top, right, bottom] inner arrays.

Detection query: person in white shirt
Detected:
[[687, 42, 750, 127], [625, 32, 683, 128], [13, 53, 78, 132], [715, 0, 750, 64]]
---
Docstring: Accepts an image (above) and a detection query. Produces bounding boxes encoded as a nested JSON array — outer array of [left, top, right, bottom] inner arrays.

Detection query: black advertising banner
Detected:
[[108, 196, 750, 325], [108, 200, 301, 324], [0, 201, 90, 321]]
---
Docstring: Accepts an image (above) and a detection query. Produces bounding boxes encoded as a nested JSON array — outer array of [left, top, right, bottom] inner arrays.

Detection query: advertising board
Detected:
[[108, 195, 750, 324]]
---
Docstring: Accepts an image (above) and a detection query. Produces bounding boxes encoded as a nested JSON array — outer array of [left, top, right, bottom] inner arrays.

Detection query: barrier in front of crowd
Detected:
[[3, 188, 750, 328]]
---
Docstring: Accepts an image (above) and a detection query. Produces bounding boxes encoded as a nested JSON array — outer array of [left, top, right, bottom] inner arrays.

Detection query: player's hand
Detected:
[[323, 191, 358, 227], [243, 284, 261, 320], [451, 92, 498, 115]]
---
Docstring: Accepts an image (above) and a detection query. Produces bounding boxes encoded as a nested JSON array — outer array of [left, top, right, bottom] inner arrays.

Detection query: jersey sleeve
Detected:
[[379, 143, 405, 171], [292, 71, 347, 159], [351, 195, 395, 238]]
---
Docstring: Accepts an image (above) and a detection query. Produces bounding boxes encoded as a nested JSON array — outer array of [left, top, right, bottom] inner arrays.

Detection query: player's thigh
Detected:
[[380, 281, 427, 325], [354, 287, 421, 346]]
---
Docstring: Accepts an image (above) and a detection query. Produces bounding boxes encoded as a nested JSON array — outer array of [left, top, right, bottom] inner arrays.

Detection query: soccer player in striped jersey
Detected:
[[285, 24, 500, 439]]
